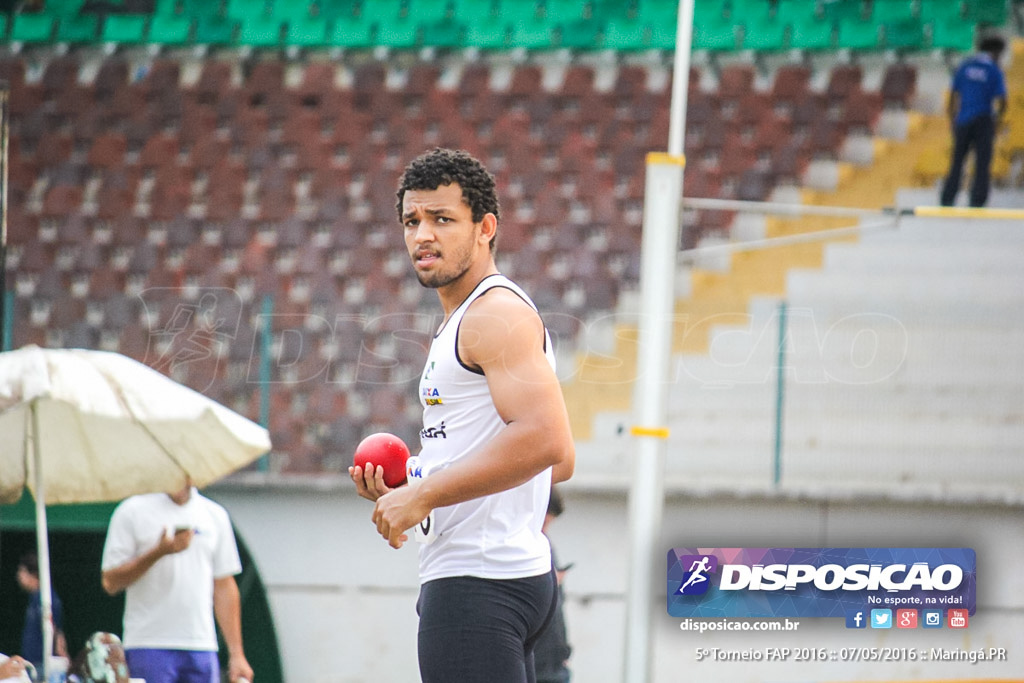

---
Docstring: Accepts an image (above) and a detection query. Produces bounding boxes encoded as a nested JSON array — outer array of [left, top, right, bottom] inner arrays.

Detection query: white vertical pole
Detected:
[[622, 1, 694, 682], [32, 401, 55, 683]]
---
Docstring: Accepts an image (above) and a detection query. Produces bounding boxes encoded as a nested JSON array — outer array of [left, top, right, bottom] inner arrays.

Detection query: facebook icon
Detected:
[[846, 610, 867, 629]]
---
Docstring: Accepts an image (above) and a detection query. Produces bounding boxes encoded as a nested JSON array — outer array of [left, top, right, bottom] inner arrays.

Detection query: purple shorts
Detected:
[[124, 649, 219, 683]]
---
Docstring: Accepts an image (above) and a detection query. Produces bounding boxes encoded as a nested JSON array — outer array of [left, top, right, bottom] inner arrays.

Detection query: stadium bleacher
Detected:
[[1, 0, 1021, 476]]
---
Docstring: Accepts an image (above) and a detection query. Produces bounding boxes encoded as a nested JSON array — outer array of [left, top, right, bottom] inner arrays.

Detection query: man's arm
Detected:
[[101, 529, 192, 595], [372, 290, 575, 547], [213, 576, 254, 682], [995, 94, 1007, 121]]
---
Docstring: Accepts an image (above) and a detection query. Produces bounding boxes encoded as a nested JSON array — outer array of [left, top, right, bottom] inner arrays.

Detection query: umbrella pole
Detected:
[[31, 401, 55, 682]]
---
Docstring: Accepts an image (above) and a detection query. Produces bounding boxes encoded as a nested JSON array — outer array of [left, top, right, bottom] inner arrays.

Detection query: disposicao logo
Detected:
[[674, 555, 718, 596], [667, 548, 975, 620]]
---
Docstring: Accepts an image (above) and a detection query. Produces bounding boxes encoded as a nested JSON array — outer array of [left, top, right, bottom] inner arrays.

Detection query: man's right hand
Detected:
[[0, 655, 29, 681], [349, 463, 394, 501], [157, 527, 194, 555]]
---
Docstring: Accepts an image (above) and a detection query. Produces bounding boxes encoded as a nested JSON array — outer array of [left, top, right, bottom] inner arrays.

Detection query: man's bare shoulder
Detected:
[[463, 286, 542, 331], [459, 286, 545, 367]]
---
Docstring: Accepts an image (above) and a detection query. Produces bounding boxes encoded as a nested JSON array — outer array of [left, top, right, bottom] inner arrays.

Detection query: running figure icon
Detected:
[[679, 556, 712, 593]]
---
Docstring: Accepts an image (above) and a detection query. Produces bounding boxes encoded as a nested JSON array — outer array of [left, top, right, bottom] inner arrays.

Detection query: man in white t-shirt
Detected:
[[101, 479, 253, 683], [351, 148, 575, 683]]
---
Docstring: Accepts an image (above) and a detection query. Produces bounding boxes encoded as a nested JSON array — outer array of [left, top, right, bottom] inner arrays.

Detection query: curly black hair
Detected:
[[396, 148, 501, 250]]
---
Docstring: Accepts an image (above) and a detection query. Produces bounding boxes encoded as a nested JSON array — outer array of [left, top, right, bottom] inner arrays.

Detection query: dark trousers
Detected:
[[417, 570, 558, 683], [940, 115, 996, 208]]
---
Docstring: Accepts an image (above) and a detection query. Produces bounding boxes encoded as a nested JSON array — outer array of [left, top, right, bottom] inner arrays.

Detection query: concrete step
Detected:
[[673, 350, 1024, 387], [823, 243, 1024, 273], [573, 439, 1024, 489], [664, 382, 1023, 419], [860, 217, 1024, 246], [787, 270, 1024, 304]]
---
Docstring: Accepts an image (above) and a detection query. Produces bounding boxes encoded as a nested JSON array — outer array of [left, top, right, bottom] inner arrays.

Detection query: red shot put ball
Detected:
[[353, 432, 410, 487]]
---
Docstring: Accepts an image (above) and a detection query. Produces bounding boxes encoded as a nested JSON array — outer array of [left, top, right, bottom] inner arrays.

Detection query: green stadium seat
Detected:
[[963, 0, 1007, 25], [12, 13, 55, 43], [871, 0, 916, 24], [559, 18, 600, 48], [102, 15, 148, 44], [329, 16, 374, 47], [929, 18, 975, 51], [227, 0, 265, 21], [882, 18, 923, 49], [508, 19, 554, 49], [154, 0, 180, 15], [273, 0, 317, 22], [411, 0, 454, 22], [602, 17, 646, 50], [148, 13, 192, 44], [288, 16, 328, 46], [640, 0, 681, 24], [453, 0, 499, 22], [376, 16, 419, 48], [240, 16, 282, 46], [774, 0, 830, 49], [0, 15, 7, 40], [692, 18, 736, 51], [56, 13, 99, 43], [741, 15, 786, 51], [546, 0, 586, 22], [420, 18, 462, 47], [788, 16, 834, 50], [48, 0, 88, 12], [647, 18, 677, 50], [823, 0, 867, 24], [361, 0, 404, 23], [314, 0, 359, 21], [835, 18, 878, 49], [463, 22, 508, 49], [499, 0, 542, 23], [195, 15, 237, 44]]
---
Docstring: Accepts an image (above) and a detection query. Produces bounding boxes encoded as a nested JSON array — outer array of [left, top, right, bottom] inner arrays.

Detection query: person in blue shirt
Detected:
[[16, 552, 67, 673], [940, 35, 1008, 207]]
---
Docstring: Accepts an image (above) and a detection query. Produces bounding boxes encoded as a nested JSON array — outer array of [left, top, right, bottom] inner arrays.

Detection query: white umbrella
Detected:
[[0, 344, 272, 680]]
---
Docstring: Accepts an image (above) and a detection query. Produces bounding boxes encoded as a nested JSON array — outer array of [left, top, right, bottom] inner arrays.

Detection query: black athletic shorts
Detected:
[[416, 568, 558, 683]]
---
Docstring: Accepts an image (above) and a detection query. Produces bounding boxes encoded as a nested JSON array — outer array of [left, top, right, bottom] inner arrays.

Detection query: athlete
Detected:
[[350, 148, 575, 683]]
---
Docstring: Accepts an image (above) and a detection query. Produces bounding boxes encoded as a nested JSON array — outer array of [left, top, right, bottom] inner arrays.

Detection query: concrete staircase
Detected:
[[568, 186, 1024, 499]]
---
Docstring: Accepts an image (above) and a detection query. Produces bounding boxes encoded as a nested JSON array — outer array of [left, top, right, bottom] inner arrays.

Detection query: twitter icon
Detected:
[[871, 609, 892, 629]]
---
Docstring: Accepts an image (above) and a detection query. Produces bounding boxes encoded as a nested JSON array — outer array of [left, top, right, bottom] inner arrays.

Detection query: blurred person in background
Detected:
[[534, 487, 573, 683], [940, 35, 1008, 207], [101, 478, 253, 683], [16, 552, 67, 674]]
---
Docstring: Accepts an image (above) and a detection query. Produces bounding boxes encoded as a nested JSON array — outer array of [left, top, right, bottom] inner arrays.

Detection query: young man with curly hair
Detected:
[[351, 148, 575, 683]]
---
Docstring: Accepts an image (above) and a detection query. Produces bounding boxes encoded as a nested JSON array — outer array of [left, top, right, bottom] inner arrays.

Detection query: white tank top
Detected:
[[415, 274, 554, 582]]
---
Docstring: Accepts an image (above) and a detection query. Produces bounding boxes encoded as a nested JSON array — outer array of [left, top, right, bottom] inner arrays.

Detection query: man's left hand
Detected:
[[372, 485, 431, 549], [228, 653, 254, 683]]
